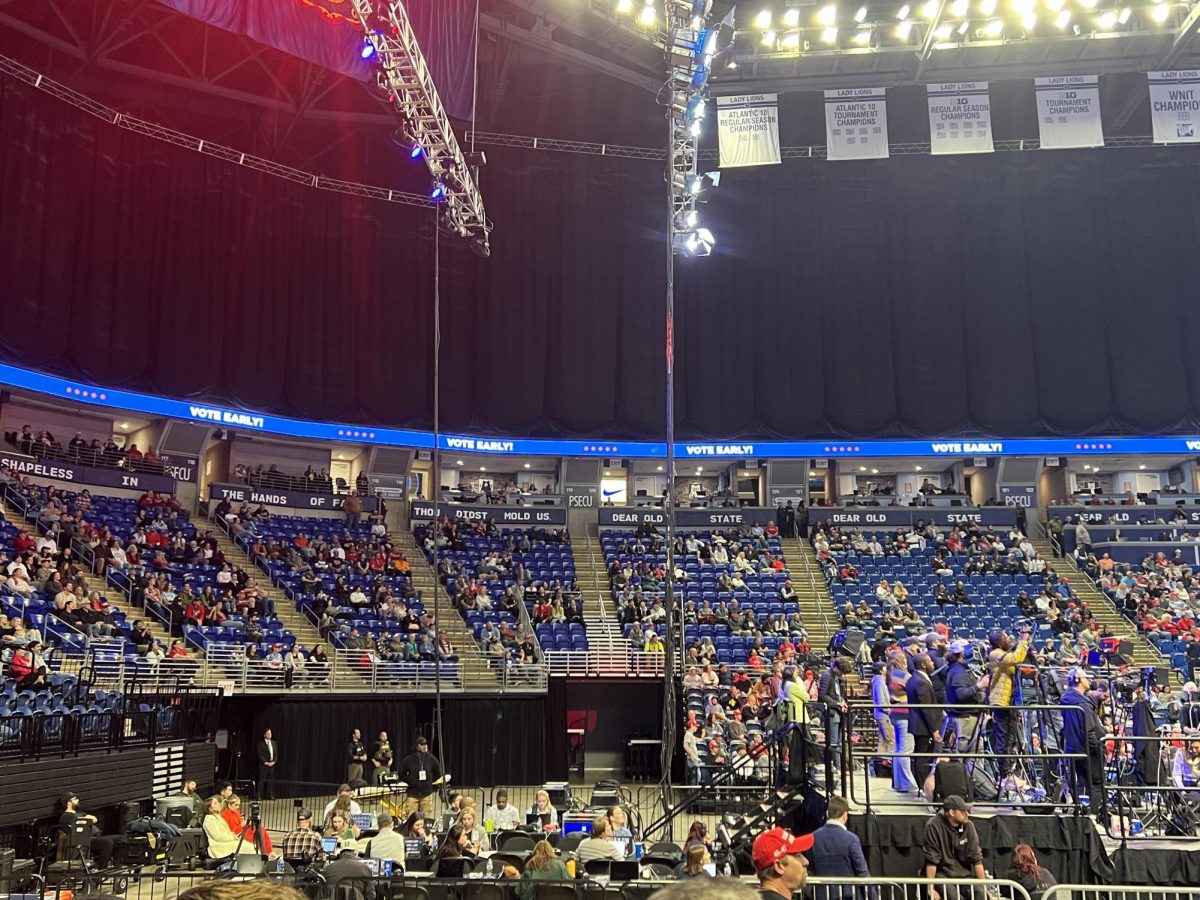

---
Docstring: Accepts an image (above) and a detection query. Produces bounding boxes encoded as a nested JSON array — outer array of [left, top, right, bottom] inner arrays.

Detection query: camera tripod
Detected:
[[232, 802, 268, 858]]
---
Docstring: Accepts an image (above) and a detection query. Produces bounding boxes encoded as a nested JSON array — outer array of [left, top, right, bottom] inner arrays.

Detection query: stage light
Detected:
[[782, 31, 803, 46], [638, 4, 658, 26], [690, 64, 711, 90], [727, 58, 738, 68], [859, 466, 867, 472], [676, 208, 699, 229], [936, 21, 954, 36], [898, 3, 912, 17], [1021, 10, 1037, 27], [616, 0, 633, 13], [685, 94, 708, 121], [1055, 8, 1071, 24], [896, 18, 914, 35], [754, 9, 773, 28], [1046, 0, 1065, 11], [1098, 9, 1117, 27], [854, 24, 874, 39], [982, 16, 1004, 33], [922, 0, 940, 17], [677, 228, 716, 256], [1152, 2, 1171, 22], [360, 40, 377, 60], [980, 0, 997, 14], [951, 0, 969, 15], [657, 466, 664, 471], [409, 140, 424, 159], [1079, 0, 1098, 8], [1118, 6, 1132, 22], [783, 7, 802, 25], [855, 5, 869, 21], [689, 119, 703, 136], [957, 17, 971, 31], [456, 460, 464, 466], [818, 4, 839, 25], [762, 28, 778, 44], [914, 465, 923, 471], [871, 468, 879, 474], [431, 183, 446, 200], [822, 25, 839, 40]]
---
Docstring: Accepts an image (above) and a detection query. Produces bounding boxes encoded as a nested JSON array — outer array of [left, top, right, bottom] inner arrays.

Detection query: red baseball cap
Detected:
[[751, 827, 814, 870]]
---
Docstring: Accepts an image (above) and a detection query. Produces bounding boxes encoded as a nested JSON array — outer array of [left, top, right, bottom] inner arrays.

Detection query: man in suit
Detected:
[[807, 796, 876, 900], [256, 728, 277, 800], [907, 654, 944, 789], [1060, 668, 1104, 811]]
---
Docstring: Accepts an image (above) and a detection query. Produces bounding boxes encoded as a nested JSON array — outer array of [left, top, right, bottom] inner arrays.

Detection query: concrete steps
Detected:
[[392, 532, 505, 690], [571, 534, 632, 657], [204, 519, 325, 651], [781, 537, 839, 650]]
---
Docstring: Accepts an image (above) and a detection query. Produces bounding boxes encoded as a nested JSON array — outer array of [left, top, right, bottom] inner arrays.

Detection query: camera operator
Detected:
[[1060, 668, 1104, 812], [987, 626, 1031, 795], [944, 641, 984, 752]]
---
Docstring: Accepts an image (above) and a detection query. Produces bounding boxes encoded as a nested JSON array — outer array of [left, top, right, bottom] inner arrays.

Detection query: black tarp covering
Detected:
[[2, 70, 1200, 441]]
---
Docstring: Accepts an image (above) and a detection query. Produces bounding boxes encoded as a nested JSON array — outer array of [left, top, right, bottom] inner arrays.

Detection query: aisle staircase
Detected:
[[205, 519, 326, 651], [570, 532, 638, 674], [782, 537, 838, 651], [392, 530, 509, 690], [1029, 535, 1174, 676]]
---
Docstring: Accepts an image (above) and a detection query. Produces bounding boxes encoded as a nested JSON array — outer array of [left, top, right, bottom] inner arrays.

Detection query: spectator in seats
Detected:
[[9, 639, 47, 687], [951, 581, 971, 607], [1075, 520, 1092, 555]]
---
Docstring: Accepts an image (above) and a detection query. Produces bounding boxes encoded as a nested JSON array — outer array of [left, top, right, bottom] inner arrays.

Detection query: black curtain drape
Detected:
[[220, 697, 418, 791], [440, 698, 547, 787], [3, 70, 1200, 440]]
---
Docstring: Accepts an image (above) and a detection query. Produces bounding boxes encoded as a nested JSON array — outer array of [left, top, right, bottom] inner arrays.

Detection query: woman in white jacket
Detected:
[[201, 796, 241, 859]]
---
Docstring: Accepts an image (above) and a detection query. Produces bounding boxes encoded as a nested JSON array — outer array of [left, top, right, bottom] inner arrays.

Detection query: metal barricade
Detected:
[[803, 877, 1032, 900], [843, 700, 1093, 814], [1044, 887, 1200, 900]]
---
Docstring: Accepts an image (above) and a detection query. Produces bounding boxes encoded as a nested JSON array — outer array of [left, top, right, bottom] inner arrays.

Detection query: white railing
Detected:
[[84, 646, 548, 694], [805, 877, 1031, 900], [543, 648, 666, 678]]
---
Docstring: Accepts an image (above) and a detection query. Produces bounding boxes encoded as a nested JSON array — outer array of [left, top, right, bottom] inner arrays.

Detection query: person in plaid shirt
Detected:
[[279, 809, 324, 861]]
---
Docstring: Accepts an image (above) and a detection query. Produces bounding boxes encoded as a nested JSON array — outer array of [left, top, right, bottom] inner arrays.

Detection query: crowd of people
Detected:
[[6, 426, 168, 473]]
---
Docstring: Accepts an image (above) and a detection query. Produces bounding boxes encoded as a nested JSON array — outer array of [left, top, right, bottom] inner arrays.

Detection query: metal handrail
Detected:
[[799, 537, 835, 638], [1044, 888, 1200, 900]]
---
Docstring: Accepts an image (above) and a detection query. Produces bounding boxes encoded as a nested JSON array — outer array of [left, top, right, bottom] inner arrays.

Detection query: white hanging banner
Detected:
[[927, 82, 994, 155], [1148, 71, 1200, 144], [716, 94, 782, 168], [824, 88, 890, 161], [1034, 75, 1104, 149]]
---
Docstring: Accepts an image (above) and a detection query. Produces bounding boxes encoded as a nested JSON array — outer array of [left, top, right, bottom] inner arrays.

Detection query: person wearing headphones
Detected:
[[1060, 667, 1104, 812]]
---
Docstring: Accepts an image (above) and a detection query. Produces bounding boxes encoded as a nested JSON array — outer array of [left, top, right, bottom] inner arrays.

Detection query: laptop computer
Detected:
[[610, 860, 639, 881], [321, 836, 339, 854]]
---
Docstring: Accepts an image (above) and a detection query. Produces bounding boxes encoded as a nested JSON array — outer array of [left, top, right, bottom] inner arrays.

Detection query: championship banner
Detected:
[[927, 82, 994, 154], [1148, 71, 1200, 144], [824, 88, 889, 161], [1034, 76, 1103, 149], [716, 94, 782, 168]]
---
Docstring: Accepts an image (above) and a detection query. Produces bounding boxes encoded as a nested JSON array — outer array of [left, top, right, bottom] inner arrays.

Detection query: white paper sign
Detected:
[[1148, 71, 1200, 144], [824, 88, 889, 160], [1035, 75, 1103, 149], [716, 94, 782, 168], [927, 82, 993, 155]]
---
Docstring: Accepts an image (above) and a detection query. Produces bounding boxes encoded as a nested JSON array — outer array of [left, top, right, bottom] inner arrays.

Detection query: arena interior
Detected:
[[3, 1, 1200, 899]]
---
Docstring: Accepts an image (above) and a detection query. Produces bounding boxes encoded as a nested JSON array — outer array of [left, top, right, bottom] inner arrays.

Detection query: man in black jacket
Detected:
[[256, 728, 277, 800], [943, 642, 983, 752], [398, 736, 441, 817], [1060, 668, 1104, 811], [347, 729, 368, 786], [819, 659, 853, 766], [907, 654, 944, 789]]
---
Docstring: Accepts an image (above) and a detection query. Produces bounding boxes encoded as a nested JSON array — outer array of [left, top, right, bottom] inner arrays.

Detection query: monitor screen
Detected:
[[561, 819, 591, 835], [361, 859, 394, 877], [404, 839, 427, 859], [321, 837, 339, 854], [352, 814, 374, 831]]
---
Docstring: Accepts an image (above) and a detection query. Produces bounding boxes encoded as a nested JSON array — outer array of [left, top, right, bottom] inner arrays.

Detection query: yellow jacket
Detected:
[[987, 639, 1029, 706]]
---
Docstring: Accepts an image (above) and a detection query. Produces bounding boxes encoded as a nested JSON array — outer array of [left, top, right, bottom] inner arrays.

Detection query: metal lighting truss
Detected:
[[664, 3, 725, 256], [350, 0, 491, 256]]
